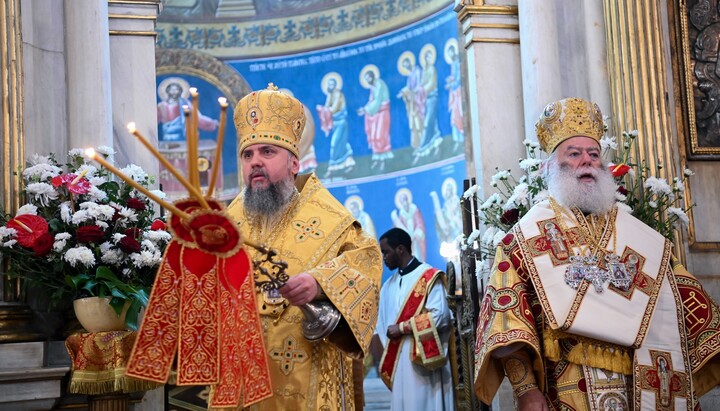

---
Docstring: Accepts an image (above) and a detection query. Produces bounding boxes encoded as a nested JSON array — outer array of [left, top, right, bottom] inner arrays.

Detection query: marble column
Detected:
[[518, 0, 611, 142], [456, 1, 525, 200], [455, 2, 524, 409], [20, 0, 67, 158], [107, 0, 161, 183], [64, 0, 114, 150]]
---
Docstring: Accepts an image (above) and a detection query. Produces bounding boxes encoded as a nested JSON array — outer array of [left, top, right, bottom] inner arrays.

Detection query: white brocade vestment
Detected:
[[376, 262, 454, 411]]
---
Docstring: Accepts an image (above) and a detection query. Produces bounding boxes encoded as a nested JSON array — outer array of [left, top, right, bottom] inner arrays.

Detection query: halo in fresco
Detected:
[[157, 77, 191, 101], [419, 43, 437, 68], [444, 38, 459, 65], [321, 71, 343, 93], [344, 194, 364, 210], [394, 187, 413, 209], [442, 177, 457, 197], [359, 64, 380, 89], [397, 51, 416, 76]]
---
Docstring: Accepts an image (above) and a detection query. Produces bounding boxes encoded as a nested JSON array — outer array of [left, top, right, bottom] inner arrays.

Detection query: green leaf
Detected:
[[125, 300, 142, 331], [95, 266, 121, 283]]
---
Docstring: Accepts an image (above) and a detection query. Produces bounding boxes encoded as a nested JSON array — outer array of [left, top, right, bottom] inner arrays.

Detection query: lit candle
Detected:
[[70, 169, 89, 185], [126, 122, 210, 209], [188, 87, 200, 190], [183, 106, 197, 190], [85, 148, 190, 220], [207, 97, 228, 198]]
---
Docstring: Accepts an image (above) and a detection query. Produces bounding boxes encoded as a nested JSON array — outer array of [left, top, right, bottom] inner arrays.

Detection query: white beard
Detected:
[[547, 162, 617, 215]]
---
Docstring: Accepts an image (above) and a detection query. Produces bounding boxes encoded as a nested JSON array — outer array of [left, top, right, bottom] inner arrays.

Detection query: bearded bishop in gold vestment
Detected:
[[227, 85, 383, 410]]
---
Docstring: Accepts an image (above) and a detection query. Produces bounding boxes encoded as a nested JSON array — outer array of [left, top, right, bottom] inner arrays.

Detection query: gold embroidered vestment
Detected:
[[227, 174, 382, 411]]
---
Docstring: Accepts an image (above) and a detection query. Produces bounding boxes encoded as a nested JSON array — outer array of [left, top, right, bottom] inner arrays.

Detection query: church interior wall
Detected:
[[4, 0, 720, 408], [155, 0, 468, 282], [20, 0, 68, 158]]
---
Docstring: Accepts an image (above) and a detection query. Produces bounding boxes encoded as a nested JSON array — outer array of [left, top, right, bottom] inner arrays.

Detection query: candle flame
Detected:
[[218, 97, 228, 107], [85, 148, 97, 159], [189, 87, 198, 96], [127, 122, 137, 133]]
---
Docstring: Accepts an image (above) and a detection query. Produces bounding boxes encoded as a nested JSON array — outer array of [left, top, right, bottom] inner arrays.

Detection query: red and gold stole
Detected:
[[125, 200, 272, 408], [379, 267, 443, 390]]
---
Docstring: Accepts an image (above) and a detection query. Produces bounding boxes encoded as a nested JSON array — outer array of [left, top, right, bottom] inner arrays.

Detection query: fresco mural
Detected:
[[155, 73, 241, 201], [228, 7, 463, 179], [328, 159, 465, 283], [156, 3, 466, 283]]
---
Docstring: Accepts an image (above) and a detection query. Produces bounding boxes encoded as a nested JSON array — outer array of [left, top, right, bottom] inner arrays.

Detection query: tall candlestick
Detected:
[[183, 105, 197, 190], [85, 148, 190, 220], [188, 87, 200, 190], [127, 123, 209, 209], [207, 97, 228, 198]]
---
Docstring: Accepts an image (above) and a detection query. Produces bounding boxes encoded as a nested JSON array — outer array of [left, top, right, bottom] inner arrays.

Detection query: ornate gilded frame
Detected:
[[669, 0, 720, 160], [668, 0, 720, 250]]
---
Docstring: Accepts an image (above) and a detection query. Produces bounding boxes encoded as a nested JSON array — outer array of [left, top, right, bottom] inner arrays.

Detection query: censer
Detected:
[[248, 242, 341, 341]]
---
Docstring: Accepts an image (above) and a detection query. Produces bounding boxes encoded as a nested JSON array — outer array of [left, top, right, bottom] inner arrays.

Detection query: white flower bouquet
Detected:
[[0, 147, 171, 329]]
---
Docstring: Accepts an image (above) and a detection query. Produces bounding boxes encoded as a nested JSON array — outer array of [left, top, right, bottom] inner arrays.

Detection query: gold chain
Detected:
[[576, 207, 618, 258], [548, 197, 617, 258]]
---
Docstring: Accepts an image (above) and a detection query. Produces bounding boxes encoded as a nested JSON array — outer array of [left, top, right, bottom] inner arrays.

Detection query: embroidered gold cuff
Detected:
[[500, 350, 537, 397], [515, 383, 538, 397]]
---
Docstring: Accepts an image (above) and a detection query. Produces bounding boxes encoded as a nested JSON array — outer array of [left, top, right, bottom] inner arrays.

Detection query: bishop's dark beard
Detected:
[[243, 175, 297, 216]]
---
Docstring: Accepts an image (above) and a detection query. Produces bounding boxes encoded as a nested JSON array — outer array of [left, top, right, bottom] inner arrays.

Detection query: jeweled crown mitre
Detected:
[[535, 97, 604, 153], [234, 83, 306, 158]]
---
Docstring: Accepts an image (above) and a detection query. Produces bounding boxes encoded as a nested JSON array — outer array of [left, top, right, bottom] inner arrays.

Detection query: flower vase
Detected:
[[73, 296, 129, 333]]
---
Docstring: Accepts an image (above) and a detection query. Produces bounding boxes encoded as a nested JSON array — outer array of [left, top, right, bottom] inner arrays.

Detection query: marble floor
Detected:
[[363, 375, 391, 410]]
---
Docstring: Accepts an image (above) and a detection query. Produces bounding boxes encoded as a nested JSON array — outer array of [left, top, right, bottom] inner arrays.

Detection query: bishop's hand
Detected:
[[279, 273, 320, 306]]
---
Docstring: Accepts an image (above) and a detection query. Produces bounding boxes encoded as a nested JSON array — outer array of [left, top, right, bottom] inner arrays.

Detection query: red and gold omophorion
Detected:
[[474, 200, 720, 410]]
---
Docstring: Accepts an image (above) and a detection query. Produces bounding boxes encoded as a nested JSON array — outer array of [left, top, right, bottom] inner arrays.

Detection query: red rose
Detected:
[[76, 225, 107, 243], [609, 163, 631, 178], [32, 232, 54, 257], [150, 219, 166, 231], [119, 236, 142, 253], [500, 208, 520, 226], [124, 227, 143, 239], [126, 197, 146, 211], [617, 186, 629, 196]]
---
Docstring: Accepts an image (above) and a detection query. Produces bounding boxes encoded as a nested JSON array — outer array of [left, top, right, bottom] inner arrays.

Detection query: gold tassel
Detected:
[[623, 351, 633, 375], [603, 347, 614, 371], [543, 332, 561, 361], [566, 341, 585, 365], [612, 349, 623, 373]]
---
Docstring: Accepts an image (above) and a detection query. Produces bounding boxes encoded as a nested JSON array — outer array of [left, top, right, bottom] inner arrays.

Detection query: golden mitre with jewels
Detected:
[[535, 97, 604, 153], [234, 83, 306, 158]]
